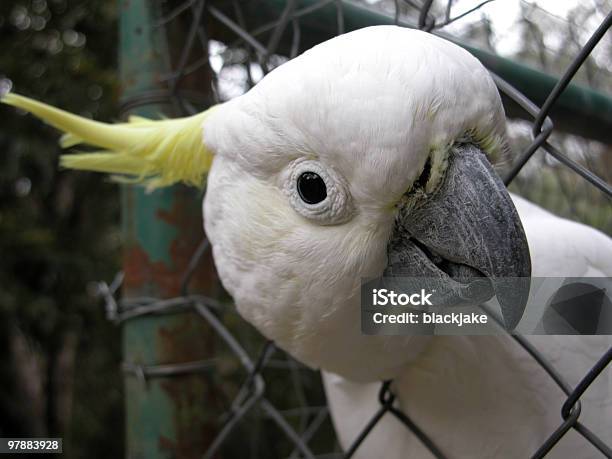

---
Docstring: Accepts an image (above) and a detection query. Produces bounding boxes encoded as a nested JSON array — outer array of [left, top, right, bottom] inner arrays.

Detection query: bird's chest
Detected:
[[269, 292, 433, 381]]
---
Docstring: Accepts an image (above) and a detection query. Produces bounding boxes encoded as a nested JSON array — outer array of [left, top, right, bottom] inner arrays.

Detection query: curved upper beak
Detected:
[[384, 143, 531, 330]]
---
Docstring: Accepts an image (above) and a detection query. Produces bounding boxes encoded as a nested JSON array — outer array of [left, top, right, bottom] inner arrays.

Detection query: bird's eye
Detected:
[[297, 172, 327, 204], [284, 159, 354, 225]]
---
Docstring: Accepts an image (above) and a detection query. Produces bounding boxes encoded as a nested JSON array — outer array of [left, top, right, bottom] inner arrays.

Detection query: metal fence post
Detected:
[[118, 1, 220, 457]]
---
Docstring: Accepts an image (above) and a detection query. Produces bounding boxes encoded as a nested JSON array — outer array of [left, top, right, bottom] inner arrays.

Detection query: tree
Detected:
[[0, 1, 122, 457]]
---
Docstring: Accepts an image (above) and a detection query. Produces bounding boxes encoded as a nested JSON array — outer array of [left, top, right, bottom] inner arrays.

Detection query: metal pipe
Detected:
[[119, 0, 219, 456]]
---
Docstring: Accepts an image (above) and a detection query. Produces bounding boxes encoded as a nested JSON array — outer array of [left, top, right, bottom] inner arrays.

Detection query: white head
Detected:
[[201, 27, 530, 375]]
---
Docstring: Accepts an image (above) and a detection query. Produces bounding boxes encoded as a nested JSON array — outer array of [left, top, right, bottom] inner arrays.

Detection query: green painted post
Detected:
[[119, 1, 220, 457]]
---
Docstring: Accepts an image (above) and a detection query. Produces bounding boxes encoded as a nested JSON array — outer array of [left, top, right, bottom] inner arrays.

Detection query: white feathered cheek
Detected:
[[282, 158, 354, 225]]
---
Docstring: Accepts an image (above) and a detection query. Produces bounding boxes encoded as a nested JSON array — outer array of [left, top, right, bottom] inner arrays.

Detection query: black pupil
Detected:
[[297, 172, 327, 204]]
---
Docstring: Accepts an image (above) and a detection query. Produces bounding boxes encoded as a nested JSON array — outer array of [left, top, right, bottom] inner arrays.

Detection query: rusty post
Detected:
[[118, 0, 220, 457]]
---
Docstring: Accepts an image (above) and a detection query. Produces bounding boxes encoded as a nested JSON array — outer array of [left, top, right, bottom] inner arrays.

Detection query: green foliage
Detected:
[[0, 1, 122, 456]]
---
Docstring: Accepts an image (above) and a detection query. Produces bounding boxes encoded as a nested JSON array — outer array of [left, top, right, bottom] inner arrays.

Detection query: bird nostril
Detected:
[[404, 156, 433, 200], [413, 157, 432, 192]]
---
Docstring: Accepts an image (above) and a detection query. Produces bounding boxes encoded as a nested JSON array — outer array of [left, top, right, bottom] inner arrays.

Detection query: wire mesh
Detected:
[[104, 1, 612, 458]]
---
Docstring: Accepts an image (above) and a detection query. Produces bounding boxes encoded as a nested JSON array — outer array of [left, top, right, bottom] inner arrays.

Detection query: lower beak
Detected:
[[385, 143, 531, 330]]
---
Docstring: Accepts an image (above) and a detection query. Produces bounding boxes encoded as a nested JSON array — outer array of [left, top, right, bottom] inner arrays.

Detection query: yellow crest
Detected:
[[1, 93, 216, 189]]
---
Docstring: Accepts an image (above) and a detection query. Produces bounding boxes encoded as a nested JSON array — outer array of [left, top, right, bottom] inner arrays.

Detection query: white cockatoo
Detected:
[[3, 25, 611, 458]]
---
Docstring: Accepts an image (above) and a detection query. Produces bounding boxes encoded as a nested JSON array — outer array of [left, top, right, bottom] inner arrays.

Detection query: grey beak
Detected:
[[385, 143, 531, 330]]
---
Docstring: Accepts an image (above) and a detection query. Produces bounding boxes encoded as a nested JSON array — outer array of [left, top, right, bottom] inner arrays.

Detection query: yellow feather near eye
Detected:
[[1, 93, 216, 189]]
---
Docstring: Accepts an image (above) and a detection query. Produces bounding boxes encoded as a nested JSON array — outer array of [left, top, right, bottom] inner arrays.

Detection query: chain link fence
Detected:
[[100, 1, 612, 458]]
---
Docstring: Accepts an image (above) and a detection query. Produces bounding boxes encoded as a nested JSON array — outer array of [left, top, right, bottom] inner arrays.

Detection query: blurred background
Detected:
[[0, 2, 122, 458], [0, 0, 610, 458]]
